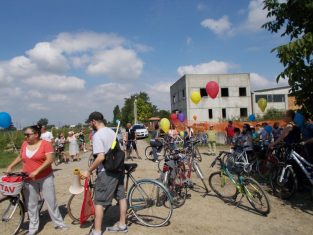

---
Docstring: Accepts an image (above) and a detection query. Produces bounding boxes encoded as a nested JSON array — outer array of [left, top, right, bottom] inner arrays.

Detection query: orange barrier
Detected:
[[171, 120, 287, 133]]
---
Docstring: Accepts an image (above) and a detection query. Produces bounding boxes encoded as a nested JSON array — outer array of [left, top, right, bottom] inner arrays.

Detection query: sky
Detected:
[[0, 0, 289, 128]]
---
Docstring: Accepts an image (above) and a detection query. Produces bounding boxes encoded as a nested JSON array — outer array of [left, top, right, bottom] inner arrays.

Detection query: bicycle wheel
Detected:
[[67, 193, 84, 223], [54, 152, 60, 166], [244, 177, 271, 215], [170, 168, 187, 208], [128, 179, 173, 227], [270, 165, 298, 199], [194, 146, 202, 162], [88, 153, 94, 167], [157, 158, 165, 172], [208, 171, 238, 199], [0, 196, 25, 235], [144, 146, 154, 160]]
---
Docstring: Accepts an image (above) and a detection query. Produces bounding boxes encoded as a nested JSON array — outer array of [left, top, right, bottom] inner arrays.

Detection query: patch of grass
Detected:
[[0, 151, 19, 169]]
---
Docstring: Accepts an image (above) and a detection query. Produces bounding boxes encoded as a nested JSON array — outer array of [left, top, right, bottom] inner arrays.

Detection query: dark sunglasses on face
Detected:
[[24, 133, 34, 137]]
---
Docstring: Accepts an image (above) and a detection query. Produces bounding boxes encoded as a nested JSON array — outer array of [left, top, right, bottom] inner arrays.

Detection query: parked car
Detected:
[[132, 124, 148, 138], [109, 127, 124, 147]]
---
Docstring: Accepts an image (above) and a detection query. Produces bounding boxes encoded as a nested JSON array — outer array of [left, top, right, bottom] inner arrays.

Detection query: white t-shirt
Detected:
[[41, 131, 54, 142], [93, 127, 115, 172]]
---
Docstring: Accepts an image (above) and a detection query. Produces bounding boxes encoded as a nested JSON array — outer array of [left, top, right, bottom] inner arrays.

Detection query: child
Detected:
[[207, 125, 217, 155]]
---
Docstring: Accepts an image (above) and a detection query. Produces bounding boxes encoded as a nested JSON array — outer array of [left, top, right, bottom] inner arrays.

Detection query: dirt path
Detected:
[[5, 140, 313, 235]]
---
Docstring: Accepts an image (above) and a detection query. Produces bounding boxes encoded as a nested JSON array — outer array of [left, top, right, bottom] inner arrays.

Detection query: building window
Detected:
[[208, 109, 213, 119], [273, 94, 285, 102], [182, 89, 185, 99], [239, 87, 246, 96], [200, 88, 207, 97], [222, 108, 226, 119], [221, 88, 229, 97], [255, 95, 267, 103], [172, 95, 176, 104], [240, 108, 248, 118]]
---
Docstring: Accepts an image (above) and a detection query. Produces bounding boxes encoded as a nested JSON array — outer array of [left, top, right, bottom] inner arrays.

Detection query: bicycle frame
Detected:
[[290, 150, 313, 185]]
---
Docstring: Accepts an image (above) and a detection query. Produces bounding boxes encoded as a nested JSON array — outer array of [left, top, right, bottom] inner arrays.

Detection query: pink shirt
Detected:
[[21, 140, 53, 180]]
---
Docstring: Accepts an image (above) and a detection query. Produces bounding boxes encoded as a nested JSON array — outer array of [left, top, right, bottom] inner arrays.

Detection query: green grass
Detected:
[[0, 151, 19, 169]]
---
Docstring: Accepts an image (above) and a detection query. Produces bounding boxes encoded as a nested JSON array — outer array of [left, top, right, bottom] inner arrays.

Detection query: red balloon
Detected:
[[205, 81, 219, 99], [170, 113, 177, 121]]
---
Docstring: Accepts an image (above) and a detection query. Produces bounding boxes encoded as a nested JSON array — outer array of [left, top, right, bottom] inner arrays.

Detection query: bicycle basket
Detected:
[[0, 176, 24, 196]]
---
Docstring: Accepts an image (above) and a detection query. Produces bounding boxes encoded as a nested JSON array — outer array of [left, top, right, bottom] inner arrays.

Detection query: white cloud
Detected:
[[145, 81, 172, 110], [177, 60, 232, 76], [48, 94, 70, 102], [197, 3, 207, 11], [243, 0, 268, 31], [133, 43, 153, 53], [0, 31, 147, 125], [201, 16, 232, 35], [87, 47, 143, 80], [52, 32, 124, 53], [23, 74, 85, 91], [250, 73, 288, 90], [28, 103, 49, 111], [186, 37, 192, 45], [26, 42, 69, 73]]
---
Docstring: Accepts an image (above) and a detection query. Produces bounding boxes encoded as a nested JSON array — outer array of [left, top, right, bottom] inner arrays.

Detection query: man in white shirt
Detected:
[[82, 112, 127, 235], [40, 126, 54, 143]]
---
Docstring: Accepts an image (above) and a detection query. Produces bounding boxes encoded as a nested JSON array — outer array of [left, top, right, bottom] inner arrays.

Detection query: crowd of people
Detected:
[[3, 109, 313, 235]]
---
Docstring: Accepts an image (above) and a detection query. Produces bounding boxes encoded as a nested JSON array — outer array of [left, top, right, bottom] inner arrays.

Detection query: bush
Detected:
[[263, 108, 284, 120]]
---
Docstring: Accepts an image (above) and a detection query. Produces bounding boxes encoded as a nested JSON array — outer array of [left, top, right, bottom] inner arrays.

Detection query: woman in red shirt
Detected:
[[6, 125, 67, 235]]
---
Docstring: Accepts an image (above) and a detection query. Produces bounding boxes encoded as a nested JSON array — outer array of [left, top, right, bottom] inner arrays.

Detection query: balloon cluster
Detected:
[[0, 112, 12, 129], [190, 81, 219, 105]]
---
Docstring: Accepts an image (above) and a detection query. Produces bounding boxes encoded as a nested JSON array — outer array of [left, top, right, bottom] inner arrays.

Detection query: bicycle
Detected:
[[0, 172, 45, 235], [208, 152, 271, 215], [67, 163, 173, 227], [269, 143, 313, 199], [54, 147, 64, 166]]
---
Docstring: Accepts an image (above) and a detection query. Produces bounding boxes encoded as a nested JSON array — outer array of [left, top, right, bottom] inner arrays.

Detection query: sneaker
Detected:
[[27, 232, 37, 235], [55, 225, 69, 230], [88, 230, 102, 235], [107, 223, 128, 233]]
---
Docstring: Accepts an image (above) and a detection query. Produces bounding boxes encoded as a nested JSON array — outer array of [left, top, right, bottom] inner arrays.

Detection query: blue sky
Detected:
[[0, 0, 289, 127]]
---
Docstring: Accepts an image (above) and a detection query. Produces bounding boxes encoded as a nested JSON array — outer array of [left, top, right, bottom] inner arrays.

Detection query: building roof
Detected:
[[253, 86, 290, 93]]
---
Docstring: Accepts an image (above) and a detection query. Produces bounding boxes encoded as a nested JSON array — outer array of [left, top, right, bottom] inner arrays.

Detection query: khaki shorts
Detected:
[[94, 171, 125, 206]]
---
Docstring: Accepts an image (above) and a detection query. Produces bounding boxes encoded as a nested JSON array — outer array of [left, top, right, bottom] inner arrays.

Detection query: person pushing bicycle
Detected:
[[82, 112, 128, 234]]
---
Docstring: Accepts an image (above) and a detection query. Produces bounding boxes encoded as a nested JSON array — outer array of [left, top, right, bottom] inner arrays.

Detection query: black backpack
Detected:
[[103, 140, 125, 173]]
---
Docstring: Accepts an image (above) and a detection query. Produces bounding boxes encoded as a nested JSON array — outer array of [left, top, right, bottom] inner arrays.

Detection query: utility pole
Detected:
[[134, 97, 138, 124]]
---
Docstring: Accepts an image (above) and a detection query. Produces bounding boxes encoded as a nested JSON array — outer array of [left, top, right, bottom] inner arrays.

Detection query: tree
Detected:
[[263, 0, 313, 115], [121, 92, 154, 125], [37, 118, 48, 126], [113, 105, 122, 124], [154, 110, 171, 119]]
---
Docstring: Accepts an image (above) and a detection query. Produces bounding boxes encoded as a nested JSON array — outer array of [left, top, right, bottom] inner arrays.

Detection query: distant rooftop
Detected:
[[253, 86, 290, 93]]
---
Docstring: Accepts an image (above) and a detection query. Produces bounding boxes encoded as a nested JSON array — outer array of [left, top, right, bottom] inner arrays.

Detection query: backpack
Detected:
[[103, 139, 125, 172]]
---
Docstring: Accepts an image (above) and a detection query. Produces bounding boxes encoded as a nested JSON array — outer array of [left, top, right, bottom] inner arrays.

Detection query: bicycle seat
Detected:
[[124, 163, 138, 173]]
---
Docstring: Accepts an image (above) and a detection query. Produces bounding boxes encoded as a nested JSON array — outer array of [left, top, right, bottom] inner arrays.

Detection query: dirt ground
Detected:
[[4, 139, 313, 235]]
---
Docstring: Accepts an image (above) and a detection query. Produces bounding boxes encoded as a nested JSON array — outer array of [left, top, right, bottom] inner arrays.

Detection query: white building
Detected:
[[252, 86, 293, 116], [170, 74, 252, 122]]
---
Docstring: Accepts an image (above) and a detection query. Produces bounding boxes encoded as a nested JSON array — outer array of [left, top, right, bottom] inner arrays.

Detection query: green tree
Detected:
[[121, 92, 154, 125], [113, 105, 122, 124], [263, 0, 313, 115], [37, 118, 48, 126], [154, 109, 170, 119]]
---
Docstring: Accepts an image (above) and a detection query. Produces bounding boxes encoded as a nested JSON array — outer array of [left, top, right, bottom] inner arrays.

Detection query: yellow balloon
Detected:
[[258, 98, 267, 112], [180, 131, 185, 138], [190, 91, 201, 104], [160, 118, 170, 133]]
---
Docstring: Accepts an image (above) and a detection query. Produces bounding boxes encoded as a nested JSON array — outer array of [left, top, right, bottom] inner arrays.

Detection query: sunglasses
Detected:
[[24, 133, 34, 137]]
